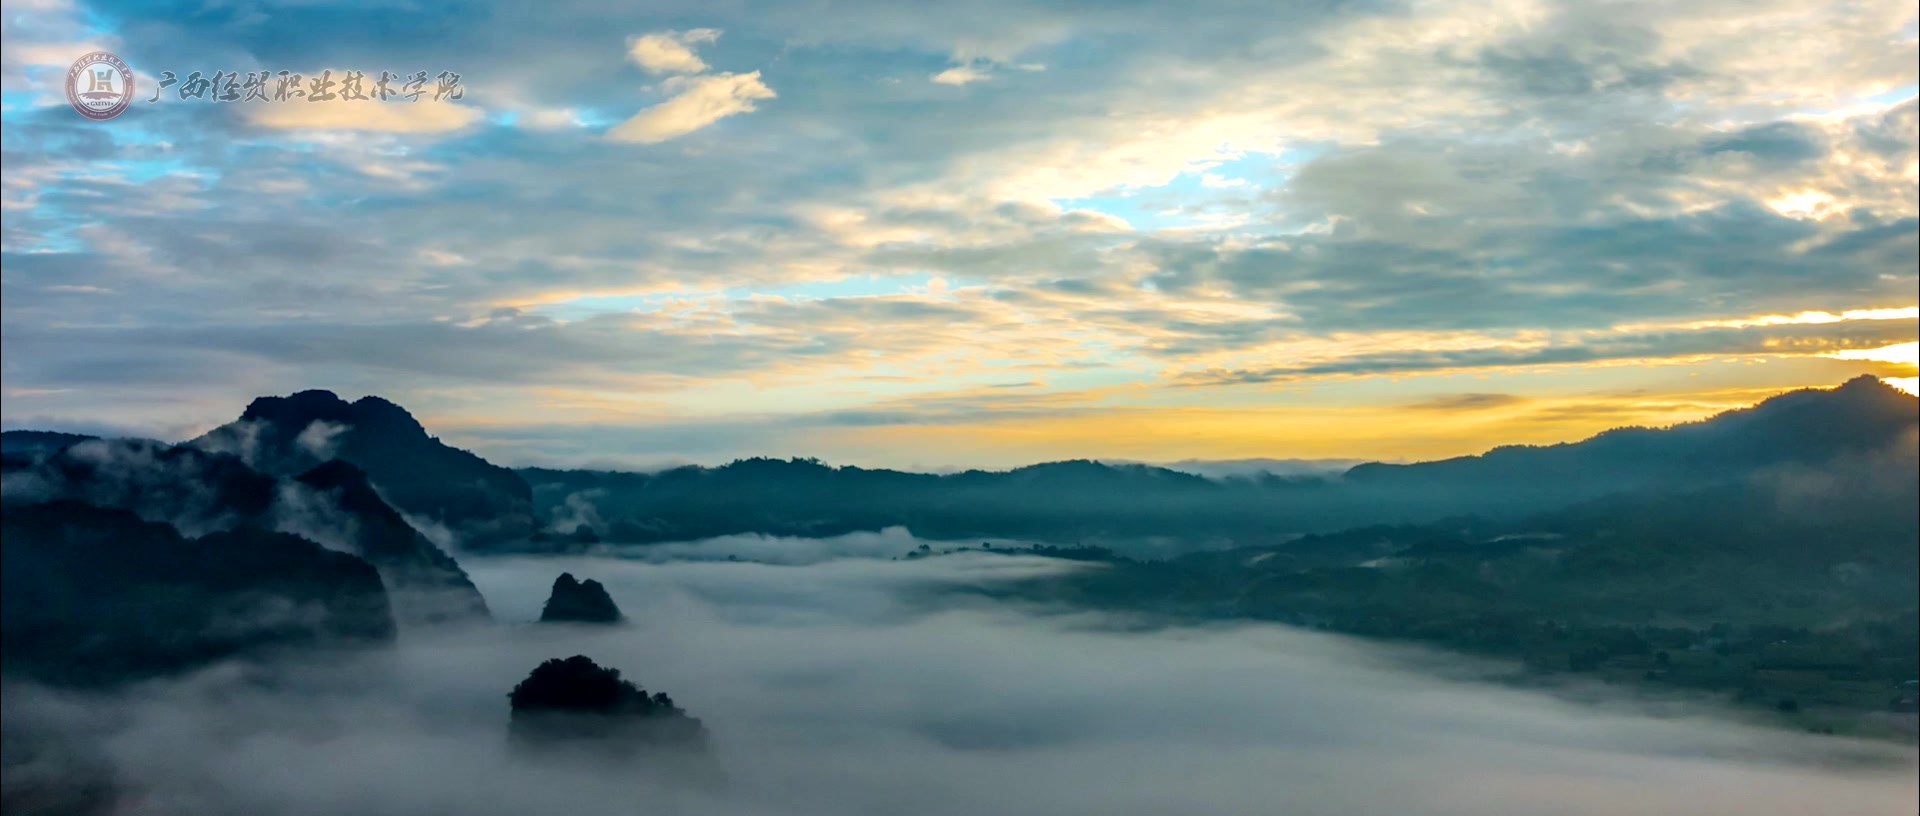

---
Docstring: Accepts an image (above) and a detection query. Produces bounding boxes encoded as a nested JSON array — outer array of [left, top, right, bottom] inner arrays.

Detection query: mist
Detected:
[[7, 546, 1914, 816], [570, 526, 1047, 566]]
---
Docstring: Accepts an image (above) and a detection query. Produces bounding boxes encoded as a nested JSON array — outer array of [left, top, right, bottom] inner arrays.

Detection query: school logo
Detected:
[[67, 51, 134, 121]]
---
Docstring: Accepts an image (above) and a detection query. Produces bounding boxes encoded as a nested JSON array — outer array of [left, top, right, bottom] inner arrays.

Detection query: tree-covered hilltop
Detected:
[[516, 377, 1918, 551], [507, 656, 712, 766]]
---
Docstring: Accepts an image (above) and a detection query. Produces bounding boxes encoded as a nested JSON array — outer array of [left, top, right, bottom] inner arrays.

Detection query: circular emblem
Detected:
[[66, 51, 134, 121]]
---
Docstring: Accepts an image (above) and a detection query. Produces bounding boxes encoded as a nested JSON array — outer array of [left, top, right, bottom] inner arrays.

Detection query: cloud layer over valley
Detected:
[[7, 549, 1914, 816]]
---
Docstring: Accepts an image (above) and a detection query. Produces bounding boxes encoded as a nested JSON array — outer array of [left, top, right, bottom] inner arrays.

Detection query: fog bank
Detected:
[[8, 549, 1914, 816]]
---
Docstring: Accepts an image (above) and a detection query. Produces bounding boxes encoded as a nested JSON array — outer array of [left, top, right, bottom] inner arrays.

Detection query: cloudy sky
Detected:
[[1, 0, 1915, 469]]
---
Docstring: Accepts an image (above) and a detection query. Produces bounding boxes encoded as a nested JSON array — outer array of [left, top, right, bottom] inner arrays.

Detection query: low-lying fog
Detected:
[[10, 532, 1916, 816]]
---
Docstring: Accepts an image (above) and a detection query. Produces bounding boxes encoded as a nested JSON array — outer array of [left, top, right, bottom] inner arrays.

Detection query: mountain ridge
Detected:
[[4, 376, 1913, 551], [510, 376, 1916, 549]]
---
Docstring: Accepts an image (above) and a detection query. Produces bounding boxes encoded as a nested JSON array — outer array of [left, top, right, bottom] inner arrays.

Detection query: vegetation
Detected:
[[507, 656, 709, 759], [1, 501, 396, 686]]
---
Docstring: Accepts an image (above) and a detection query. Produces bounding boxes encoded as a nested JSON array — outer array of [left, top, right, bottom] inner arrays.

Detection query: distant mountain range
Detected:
[[6, 377, 1913, 557], [1341, 375, 1919, 495], [513, 376, 1917, 551], [1102, 457, 1371, 479]]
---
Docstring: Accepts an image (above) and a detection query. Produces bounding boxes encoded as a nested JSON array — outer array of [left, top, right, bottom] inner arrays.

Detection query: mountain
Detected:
[[0, 430, 97, 457], [539, 573, 624, 624], [1340, 375, 1919, 500], [0, 437, 490, 627], [293, 460, 493, 624], [1106, 457, 1369, 479], [516, 456, 1247, 550], [6, 377, 1912, 559], [517, 377, 1918, 552], [1, 501, 396, 686], [193, 390, 535, 546]]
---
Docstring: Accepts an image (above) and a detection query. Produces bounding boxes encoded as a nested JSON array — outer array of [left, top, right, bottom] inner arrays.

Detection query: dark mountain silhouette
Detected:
[[0, 430, 97, 457], [293, 460, 493, 624], [507, 656, 712, 773], [1, 501, 396, 687], [0, 438, 490, 627], [517, 456, 1248, 549], [193, 389, 535, 546], [1341, 375, 1919, 496], [539, 573, 623, 624], [518, 377, 1918, 551]]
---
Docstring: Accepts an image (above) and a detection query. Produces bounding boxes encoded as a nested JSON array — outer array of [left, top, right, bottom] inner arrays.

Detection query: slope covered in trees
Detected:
[[0, 437, 491, 627], [1, 501, 396, 686]]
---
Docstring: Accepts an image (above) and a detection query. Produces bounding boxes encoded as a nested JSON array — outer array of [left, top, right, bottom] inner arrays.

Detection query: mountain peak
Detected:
[[1834, 373, 1909, 399], [348, 395, 428, 438], [198, 390, 533, 547], [240, 389, 353, 424], [540, 572, 623, 624]]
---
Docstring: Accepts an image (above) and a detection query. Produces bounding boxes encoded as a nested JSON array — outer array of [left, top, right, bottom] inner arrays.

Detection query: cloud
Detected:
[[294, 419, 351, 460], [5, 552, 1915, 816], [572, 526, 1043, 565], [0, 0, 1915, 463], [517, 107, 587, 130], [626, 29, 723, 75], [605, 72, 776, 144], [245, 99, 483, 133], [931, 63, 991, 86], [1406, 393, 1530, 412], [1172, 318, 1920, 386]]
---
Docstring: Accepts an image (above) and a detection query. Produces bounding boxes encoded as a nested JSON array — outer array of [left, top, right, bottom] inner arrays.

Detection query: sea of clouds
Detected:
[[6, 537, 1915, 816]]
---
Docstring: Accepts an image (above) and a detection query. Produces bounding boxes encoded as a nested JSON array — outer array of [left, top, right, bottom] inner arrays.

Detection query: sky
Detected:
[[8, 544, 1915, 815], [1, 0, 1916, 470]]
